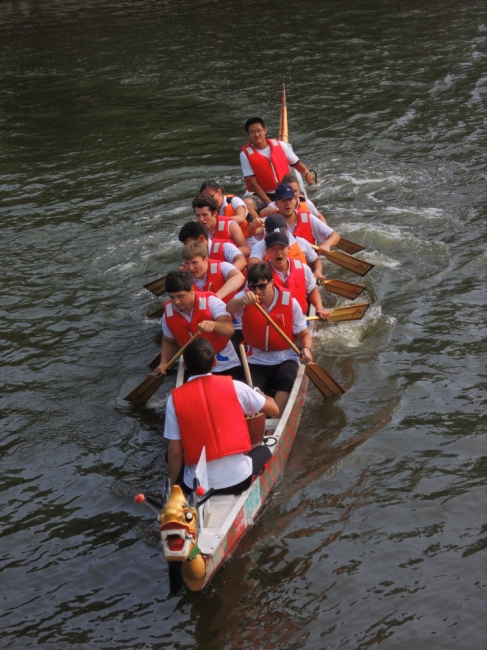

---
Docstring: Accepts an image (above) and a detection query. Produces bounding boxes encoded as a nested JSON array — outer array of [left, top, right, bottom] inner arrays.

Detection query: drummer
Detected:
[[226, 263, 312, 416]]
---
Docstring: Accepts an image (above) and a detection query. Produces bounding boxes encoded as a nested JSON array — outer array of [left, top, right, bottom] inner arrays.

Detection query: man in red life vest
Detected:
[[248, 213, 326, 283], [199, 179, 264, 245], [273, 183, 340, 256], [164, 338, 279, 494], [153, 269, 241, 380], [240, 117, 315, 218], [181, 241, 245, 304], [260, 173, 328, 224], [226, 263, 313, 416], [265, 231, 330, 319], [178, 221, 247, 272], [192, 194, 250, 258]]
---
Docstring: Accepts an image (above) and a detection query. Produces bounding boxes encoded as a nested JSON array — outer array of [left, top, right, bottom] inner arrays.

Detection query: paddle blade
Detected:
[[144, 276, 166, 296], [148, 353, 161, 370], [305, 362, 346, 399], [323, 279, 366, 300], [335, 237, 366, 255], [148, 305, 164, 319], [124, 375, 165, 404], [328, 302, 370, 323], [325, 250, 374, 277]]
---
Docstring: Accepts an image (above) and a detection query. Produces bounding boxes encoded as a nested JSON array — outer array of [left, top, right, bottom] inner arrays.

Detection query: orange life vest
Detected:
[[270, 259, 307, 313], [298, 198, 310, 213], [172, 375, 251, 466], [164, 291, 228, 354], [241, 139, 291, 193], [242, 287, 294, 352]]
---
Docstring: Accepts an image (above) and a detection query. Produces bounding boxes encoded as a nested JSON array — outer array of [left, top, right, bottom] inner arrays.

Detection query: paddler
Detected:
[[248, 213, 326, 283], [226, 263, 313, 416], [240, 117, 315, 219], [164, 338, 279, 494], [153, 269, 242, 380], [192, 194, 250, 258], [260, 173, 328, 224], [271, 183, 340, 255], [264, 231, 330, 319], [181, 241, 245, 304], [178, 221, 247, 272]]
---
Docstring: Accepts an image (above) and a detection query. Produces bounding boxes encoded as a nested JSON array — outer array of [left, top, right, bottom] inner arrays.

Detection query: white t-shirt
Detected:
[[240, 140, 299, 179], [192, 261, 235, 291], [249, 234, 318, 265], [232, 288, 307, 366], [207, 239, 242, 265], [161, 295, 240, 372], [164, 374, 265, 490], [220, 195, 248, 216]]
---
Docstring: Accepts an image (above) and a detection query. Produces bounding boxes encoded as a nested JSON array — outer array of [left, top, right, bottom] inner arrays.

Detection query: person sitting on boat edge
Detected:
[[248, 213, 326, 283], [164, 338, 279, 495], [260, 173, 328, 224], [265, 230, 330, 320], [178, 221, 247, 272], [240, 117, 315, 219], [181, 241, 245, 304], [226, 263, 313, 416], [192, 194, 250, 258], [152, 269, 242, 380], [272, 183, 340, 257]]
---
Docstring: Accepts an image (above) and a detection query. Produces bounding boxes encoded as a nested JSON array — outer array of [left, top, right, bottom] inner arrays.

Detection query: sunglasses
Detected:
[[248, 281, 270, 291]]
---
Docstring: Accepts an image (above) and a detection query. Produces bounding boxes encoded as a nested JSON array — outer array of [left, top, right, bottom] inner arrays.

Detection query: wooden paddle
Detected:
[[254, 303, 345, 398], [144, 276, 166, 296], [124, 331, 200, 405], [321, 278, 366, 300], [306, 302, 370, 323], [335, 237, 366, 256], [312, 246, 374, 277]]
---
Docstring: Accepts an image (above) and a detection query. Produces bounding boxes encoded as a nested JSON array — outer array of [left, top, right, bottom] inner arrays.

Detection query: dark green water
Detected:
[[1, 1, 486, 648]]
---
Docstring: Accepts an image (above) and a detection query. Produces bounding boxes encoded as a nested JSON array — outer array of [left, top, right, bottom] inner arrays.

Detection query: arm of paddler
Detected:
[[215, 268, 245, 302], [228, 221, 250, 257], [309, 257, 326, 283], [296, 328, 313, 362], [167, 440, 184, 485], [197, 314, 234, 337], [317, 229, 340, 255], [226, 290, 258, 315], [260, 394, 279, 417], [230, 252, 247, 272], [232, 203, 248, 226], [153, 335, 178, 376], [291, 161, 314, 186], [307, 287, 330, 320]]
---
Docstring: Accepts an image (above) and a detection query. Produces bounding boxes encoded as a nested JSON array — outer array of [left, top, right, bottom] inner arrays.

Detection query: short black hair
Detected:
[[183, 338, 215, 375], [191, 194, 218, 212], [199, 179, 222, 193], [247, 263, 273, 284], [178, 221, 208, 243], [165, 269, 193, 293], [245, 117, 266, 133]]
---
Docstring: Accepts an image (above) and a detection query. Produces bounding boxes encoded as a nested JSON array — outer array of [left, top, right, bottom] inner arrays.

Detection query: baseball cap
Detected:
[[274, 183, 295, 201], [265, 231, 289, 248], [264, 213, 287, 233]]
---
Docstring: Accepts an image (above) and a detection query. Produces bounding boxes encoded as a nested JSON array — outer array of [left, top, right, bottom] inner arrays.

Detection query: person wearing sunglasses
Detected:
[[240, 117, 316, 220], [226, 263, 313, 416]]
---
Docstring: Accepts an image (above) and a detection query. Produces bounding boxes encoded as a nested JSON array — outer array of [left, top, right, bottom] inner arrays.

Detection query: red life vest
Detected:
[[171, 375, 251, 466], [242, 287, 294, 352], [241, 139, 291, 193], [211, 217, 234, 244], [192, 260, 240, 304], [208, 240, 225, 262], [270, 259, 308, 313], [291, 211, 314, 244], [164, 291, 228, 354]]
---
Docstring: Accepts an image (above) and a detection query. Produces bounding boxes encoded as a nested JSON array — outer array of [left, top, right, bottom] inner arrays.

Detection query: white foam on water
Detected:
[[315, 304, 384, 348], [338, 173, 407, 186], [384, 206, 444, 219]]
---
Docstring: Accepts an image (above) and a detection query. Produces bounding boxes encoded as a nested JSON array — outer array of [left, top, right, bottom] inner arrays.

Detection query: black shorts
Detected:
[[213, 364, 244, 381], [248, 360, 299, 395]]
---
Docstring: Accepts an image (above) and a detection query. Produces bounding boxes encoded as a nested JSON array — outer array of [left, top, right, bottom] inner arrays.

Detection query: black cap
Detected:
[[265, 231, 290, 248], [264, 213, 287, 233]]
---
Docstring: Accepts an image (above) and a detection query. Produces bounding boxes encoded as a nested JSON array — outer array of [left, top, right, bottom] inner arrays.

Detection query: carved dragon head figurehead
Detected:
[[158, 485, 198, 562]]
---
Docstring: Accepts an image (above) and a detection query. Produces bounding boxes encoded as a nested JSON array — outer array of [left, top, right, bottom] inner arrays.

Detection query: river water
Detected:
[[1, 1, 486, 648]]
